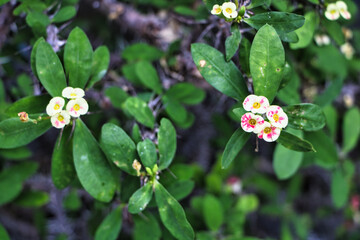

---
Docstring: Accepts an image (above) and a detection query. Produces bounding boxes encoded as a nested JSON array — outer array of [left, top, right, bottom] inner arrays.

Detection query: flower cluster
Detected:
[[211, 2, 238, 19], [325, 1, 351, 21], [240, 95, 288, 142], [314, 34, 330, 46], [46, 87, 89, 129]]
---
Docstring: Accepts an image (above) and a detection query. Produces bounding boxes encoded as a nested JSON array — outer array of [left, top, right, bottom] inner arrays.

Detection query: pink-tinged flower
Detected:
[[336, 1, 351, 20], [211, 4, 222, 15], [46, 97, 65, 116], [66, 98, 89, 118], [50, 110, 70, 129], [62, 87, 85, 99], [325, 3, 340, 20], [226, 176, 242, 194], [222, 2, 238, 19], [351, 195, 360, 212], [241, 112, 265, 133], [18, 112, 29, 122], [257, 122, 281, 142], [243, 95, 269, 114], [266, 105, 288, 128]]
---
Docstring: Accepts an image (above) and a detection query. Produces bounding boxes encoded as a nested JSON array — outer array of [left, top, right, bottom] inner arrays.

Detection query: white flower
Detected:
[[257, 122, 281, 142], [266, 105, 288, 128], [222, 2, 238, 19], [314, 34, 330, 46], [51, 110, 70, 129], [325, 3, 340, 20], [336, 1, 351, 20], [66, 98, 89, 118], [340, 42, 355, 59], [62, 87, 85, 99], [241, 113, 265, 133], [46, 97, 65, 116], [243, 95, 269, 114], [211, 4, 222, 15]]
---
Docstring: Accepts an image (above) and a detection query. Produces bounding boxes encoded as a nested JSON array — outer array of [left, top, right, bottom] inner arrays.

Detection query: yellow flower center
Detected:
[[249, 119, 257, 126], [330, 9, 337, 14], [58, 115, 64, 121], [273, 114, 279, 122], [226, 8, 232, 14], [74, 104, 80, 111], [253, 102, 260, 109], [216, 8, 221, 14], [70, 93, 77, 97], [54, 104, 60, 110], [264, 127, 272, 134]]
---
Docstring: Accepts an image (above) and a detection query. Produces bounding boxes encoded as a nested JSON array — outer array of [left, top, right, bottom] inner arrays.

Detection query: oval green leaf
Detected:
[[225, 24, 242, 62], [5, 95, 51, 117], [95, 206, 123, 240], [135, 61, 162, 94], [164, 83, 205, 105], [203, 194, 224, 231], [137, 139, 157, 168], [342, 107, 360, 153], [158, 118, 176, 170], [290, 11, 318, 49], [124, 97, 155, 129], [52, 6, 76, 23], [222, 128, 251, 169], [128, 182, 153, 214], [277, 131, 315, 152], [273, 144, 303, 180], [88, 46, 110, 88]]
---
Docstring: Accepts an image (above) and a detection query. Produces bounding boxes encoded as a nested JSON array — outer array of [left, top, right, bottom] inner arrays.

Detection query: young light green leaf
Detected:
[[5, 95, 50, 117], [64, 27, 93, 88], [124, 97, 155, 129], [128, 182, 153, 214], [158, 118, 176, 170], [250, 24, 285, 103], [273, 144, 303, 180], [283, 104, 326, 131], [0, 162, 38, 206], [135, 61, 163, 94], [244, 12, 305, 34], [164, 83, 205, 105], [239, 37, 251, 76], [95, 206, 123, 240], [0, 117, 51, 149], [277, 131, 315, 152], [122, 43, 164, 62], [191, 43, 249, 101], [342, 107, 360, 153], [0, 223, 10, 240], [88, 46, 110, 88], [290, 11, 318, 49], [52, 6, 76, 23], [36, 41, 67, 97], [154, 181, 194, 240], [236, 194, 259, 213], [225, 24, 242, 62], [100, 123, 137, 175], [73, 119, 117, 202], [133, 212, 162, 240], [137, 139, 157, 168], [222, 128, 251, 169], [51, 127, 75, 189], [203, 194, 224, 231]]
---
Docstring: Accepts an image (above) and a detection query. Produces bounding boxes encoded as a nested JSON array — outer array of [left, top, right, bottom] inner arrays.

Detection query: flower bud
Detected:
[[18, 112, 29, 122]]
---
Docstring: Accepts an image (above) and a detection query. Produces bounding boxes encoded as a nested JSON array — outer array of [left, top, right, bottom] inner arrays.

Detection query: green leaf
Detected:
[[283, 104, 326, 131], [236, 194, 259, 213], [100, 123, 137, 175], [342, 107, 360, 153], [14, 190, 49, 207], [5, 95, 51, 117], [124, 97, 155, 129], [104, 87, 129, 109], [191, 43, 249, 101], [225, 24, 242, 62], [250, 24, 285, 103], [64, 27, 93, 89], [132, 123, 142, 144], [122, 63, 142, 85], [135, 61, 163, 94], [88, 46, 110, 88], [128, 182, 153, 214], [63, 190, 81, 211], [0, 223, 10, 240], [167, 180, 195, 201], [17, 74, 34, 96], [36, 41, 67, 97], [26, 11, 50, 37], [137, 139, 157, 168], [95, 206, 123, 240], [52, 6, 76, 23], [73, 119, 117, 202], [51, 127, 75, 189], [0, 162, 38, 206], [273, 143, 303, 180], [278, 31, 299, 43], [0, 117, 51, 149], [277, 131, 315, 152], [0, 146, 32, 160], [133, 212, 162, 240], [247, 0, 271, 9], [31, 37, 44, 80], [290, 11, 318, 49], [164, 83, 205, 105], [244, 12, 305, 34], [323, 19, 345, 46], [203, 194, 224, 231], [154, 181, 194, 240], [122, 43, 163, 62], [323, 105, 338, 139], [315, 77, 345, 107], [239, 38, 251, 76], [158, 118, 176, 170], [222, 128, 251, 169], [163, 96, 187, 123], [331, 167, 350, 208]]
